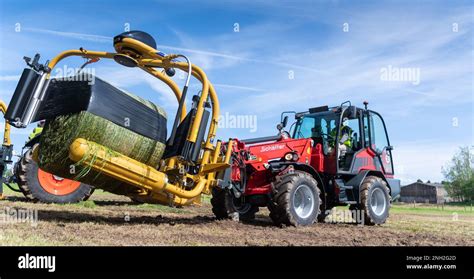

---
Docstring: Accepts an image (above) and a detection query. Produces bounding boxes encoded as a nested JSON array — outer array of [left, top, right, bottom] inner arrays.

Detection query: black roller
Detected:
[[113, 54, 138, 67], [113, 30, 157, 50]]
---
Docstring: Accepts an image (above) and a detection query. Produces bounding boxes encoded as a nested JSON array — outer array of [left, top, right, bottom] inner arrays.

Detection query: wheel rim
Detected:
[[292, 184, 315, 219], [370, 188, 387, 216], [37, 168, 81, 196]]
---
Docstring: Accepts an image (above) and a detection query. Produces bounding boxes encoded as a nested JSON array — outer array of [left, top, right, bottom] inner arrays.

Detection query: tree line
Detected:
[[442, 146, 474, 202]]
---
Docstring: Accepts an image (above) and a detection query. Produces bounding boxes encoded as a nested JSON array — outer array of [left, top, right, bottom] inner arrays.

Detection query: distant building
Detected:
[[400, 182, 451, 204]]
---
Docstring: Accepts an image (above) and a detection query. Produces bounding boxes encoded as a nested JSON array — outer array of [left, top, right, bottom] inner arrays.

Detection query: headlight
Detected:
[[284, 153, 293, 161], [292, 153, 299, 161]]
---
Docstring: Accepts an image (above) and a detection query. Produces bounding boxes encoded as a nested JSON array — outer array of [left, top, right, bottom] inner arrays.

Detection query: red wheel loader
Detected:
[[212, 101, 401, 226]]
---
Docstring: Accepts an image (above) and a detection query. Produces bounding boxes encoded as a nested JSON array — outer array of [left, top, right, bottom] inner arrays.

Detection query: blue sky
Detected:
[[0, 0, 472, 184]]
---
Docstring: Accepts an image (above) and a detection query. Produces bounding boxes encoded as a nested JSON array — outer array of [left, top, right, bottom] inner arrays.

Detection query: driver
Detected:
[[330, 117, 353, 157]]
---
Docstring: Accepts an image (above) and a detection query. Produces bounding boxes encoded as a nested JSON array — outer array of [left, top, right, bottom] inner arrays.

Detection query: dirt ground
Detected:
[[0, 191, 473, 246]]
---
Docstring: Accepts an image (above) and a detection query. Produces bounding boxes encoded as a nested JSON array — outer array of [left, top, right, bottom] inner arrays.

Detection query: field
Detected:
[[0, 187, 473, 246]]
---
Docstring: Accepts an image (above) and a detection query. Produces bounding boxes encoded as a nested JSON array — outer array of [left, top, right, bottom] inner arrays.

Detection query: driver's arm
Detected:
[[340, 127, 353, 147]]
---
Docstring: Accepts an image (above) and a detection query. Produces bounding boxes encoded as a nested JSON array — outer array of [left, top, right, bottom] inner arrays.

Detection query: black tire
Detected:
[[211, 188, 259, 221], [269, 171, 321, 226], [16, 146, 94, 204], [352, 176, 391, 225]]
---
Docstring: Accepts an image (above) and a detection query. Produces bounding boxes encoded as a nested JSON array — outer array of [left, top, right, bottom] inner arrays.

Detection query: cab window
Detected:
[[343, 118, 361, 150], [364, 111, 393, 174], [294, 114, 337, 140], [294, 116, 315, 139], [294, 113, 338, 155], [369, 112, 389, 153]]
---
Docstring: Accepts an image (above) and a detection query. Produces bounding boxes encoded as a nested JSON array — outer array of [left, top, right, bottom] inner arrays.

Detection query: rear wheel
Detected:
[[16, 146, 94, 203], [352, 176, 390, 225], [269, 171, 321, 226], [211, 188, 258, 221]]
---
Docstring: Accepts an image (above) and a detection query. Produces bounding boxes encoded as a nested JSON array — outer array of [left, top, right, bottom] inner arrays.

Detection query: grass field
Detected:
[[0, 185, 473, 246]]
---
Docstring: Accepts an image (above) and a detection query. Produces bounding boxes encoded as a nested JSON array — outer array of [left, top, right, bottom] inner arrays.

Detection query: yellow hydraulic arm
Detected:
[[39, 33, 232, 206], [0, 101, 11, 147], [0, 101, 12, 199]]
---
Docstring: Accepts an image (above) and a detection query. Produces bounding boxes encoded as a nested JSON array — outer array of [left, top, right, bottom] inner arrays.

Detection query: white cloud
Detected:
[[18, 26, 327, 76], [212, 83, 264, 92], [221, 8, 473, 115], [23, 28, 111, 43], [0, 75, 20, 81]]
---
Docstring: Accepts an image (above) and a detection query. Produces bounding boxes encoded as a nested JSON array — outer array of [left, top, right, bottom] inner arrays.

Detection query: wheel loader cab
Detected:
[[292, 103, 394, 176]]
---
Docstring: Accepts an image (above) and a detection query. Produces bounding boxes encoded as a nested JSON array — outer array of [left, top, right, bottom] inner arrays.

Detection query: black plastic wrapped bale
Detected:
[[37, 74, 167, 195]]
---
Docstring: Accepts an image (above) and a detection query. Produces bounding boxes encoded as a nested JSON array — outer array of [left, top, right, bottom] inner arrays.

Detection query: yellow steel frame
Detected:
[[0, 101, 9, 200], [0, 101, 11, 147], [43, 37, 231, 206]]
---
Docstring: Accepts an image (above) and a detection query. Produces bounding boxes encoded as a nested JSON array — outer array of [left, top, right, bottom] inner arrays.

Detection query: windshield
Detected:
[[293, 112, 339, 139]]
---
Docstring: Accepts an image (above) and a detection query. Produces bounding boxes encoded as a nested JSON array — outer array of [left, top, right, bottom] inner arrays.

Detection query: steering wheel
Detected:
[[320, 132, 335, 141]]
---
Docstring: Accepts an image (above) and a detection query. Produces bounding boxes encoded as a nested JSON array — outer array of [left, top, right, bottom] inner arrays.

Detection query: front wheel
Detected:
[[352, 176, 391, 225], [269, 171, 321, 226], [211, 188, 259, 221]]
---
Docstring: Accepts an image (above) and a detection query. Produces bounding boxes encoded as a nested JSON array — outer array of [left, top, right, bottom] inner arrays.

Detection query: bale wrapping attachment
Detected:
[[37, 75, 167, 196]]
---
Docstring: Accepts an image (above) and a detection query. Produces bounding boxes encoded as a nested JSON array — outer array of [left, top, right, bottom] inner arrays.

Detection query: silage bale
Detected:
[[35, 75, 167, 193]]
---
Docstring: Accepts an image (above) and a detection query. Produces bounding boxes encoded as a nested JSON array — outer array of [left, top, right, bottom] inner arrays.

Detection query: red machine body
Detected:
[[213, 102, 401, 226], [231, 135, 313, 196]]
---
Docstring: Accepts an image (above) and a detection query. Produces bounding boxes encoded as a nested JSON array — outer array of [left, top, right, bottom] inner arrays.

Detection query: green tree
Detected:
[[442, 146, 474, 202]]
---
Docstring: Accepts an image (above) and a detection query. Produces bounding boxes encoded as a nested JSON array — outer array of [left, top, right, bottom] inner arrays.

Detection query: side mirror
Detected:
[[282, 116, 288, 128], [386, 145, 394, 151], [277, 116, 288, 131]]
